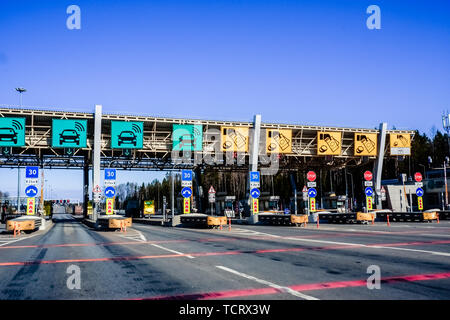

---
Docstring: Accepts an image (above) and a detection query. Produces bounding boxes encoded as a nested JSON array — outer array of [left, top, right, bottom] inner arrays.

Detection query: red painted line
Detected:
[[366, 239, 450, 247], [1, 238, 449, 267], [132, 271, 450, 300], [0, 239, 188, 250]]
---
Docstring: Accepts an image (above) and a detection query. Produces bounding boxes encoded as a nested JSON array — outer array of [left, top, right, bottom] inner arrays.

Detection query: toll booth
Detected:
[[214, 193, 236, 217], [322, 193, 348, 213], [259, 193, 281, 213]]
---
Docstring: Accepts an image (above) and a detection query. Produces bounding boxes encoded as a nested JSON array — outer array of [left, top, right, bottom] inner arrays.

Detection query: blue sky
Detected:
[[0, 0, 449, 200]]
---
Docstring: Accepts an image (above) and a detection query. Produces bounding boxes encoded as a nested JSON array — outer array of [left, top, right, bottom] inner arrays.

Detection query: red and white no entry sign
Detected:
[[307, 171, 316, 182], [414, 172, 423, 182], [364, 171, 373, 181]]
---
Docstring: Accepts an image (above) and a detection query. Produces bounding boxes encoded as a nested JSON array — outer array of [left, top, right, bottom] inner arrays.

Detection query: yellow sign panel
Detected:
[[317, 132, 342, 155], [266, 129, 292, 154], [221, 127, 249, 152], [366, 196, 373, 211], [144, 200, 155, 215], [418, 196, 423, 211], [183, 197, 190, 214], [390, 133, 411, 156], [252, 198, 259, 214], [106, 198, 114, 215], [26, 198, 35, 215], [309, 197, 316, 212], [354, 133, 377, 156]]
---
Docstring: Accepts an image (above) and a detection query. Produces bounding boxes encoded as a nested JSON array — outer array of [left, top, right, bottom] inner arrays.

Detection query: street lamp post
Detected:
[[442, 111, 450, 154], [444, 157, 449, 209]]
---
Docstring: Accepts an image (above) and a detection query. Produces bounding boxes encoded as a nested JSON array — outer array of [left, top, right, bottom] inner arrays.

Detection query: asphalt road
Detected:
[[0, 214, 449, 300]]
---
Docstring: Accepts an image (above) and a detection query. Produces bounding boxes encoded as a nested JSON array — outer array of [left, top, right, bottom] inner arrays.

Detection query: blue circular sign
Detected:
[[25, 185, 38, 197], [250, 188, 260, 199], [365, 187, 374, 197], [308, 188, 317, 198], [104, 186, 116, 198], [416, 188, 424, 197], [181, 187, 192, 198]]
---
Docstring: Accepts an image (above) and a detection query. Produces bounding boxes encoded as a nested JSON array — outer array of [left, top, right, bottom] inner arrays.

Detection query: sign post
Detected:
[[306, 171, 317, 214], [250, 171, 260, 215], [24, 166, 39, 215], [364, 171, 373, 212], [415, 172, 424, 211], [208, 186, 216, 215], [181, 170, 193, 214]]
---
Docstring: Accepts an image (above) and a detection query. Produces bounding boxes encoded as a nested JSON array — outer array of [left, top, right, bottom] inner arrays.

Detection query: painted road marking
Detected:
[[131, 271, 450, 300], [0, 233, 40, 247], [116, 229, 195, 259], [1, 239, 449, 267], [281, 236, 450, 257], [151, 243, 195, 259], [216, 265, 318, 300]]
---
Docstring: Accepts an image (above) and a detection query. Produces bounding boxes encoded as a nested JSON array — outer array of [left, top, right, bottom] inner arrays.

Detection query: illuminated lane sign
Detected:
[[111, 121, 144, 149], [0, 118, 25, 147], [172, 124, 203, 151], [52, 119, 87, 148]]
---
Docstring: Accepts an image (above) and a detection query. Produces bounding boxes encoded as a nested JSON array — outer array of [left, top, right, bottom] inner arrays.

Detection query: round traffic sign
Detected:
[[181, 187, 192, 198], [25, 185, 38, 197], [307, 171, 316, 182], [416, 188, 424, 197], [364, 171, 373, 181], [365, 187, 374, 197], [104, 186, 116, 198], [250, 188, 260, 199], [414, 172, 423, 182], [308, 188, 317, 198]]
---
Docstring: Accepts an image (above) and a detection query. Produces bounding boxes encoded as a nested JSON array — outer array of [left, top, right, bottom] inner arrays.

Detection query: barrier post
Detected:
[[387, 214, 390, 227], [316, 214, 319, 229], [437, 213, 440, 224], [372, 214, 375, 225], [228, 218, 231, 231]]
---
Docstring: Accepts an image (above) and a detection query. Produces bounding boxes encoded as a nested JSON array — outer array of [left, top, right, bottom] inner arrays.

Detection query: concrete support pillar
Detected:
[[92, 104, 102, 221], [194, 167, 202, 213], [83, 154, 89, 219], [374, 122, 387, 209]]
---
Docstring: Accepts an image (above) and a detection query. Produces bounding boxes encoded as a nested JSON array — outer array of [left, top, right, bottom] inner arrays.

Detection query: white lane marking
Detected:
[[369, 246, 450, 257], [115, 229, 195, 259], [137, 230, 147, 242], [230, 228, 282, 238], [150, 243, 195, 259], [227, 230, 450, 257], [216, 265, 319, 300], [0, 233, 40, 247]]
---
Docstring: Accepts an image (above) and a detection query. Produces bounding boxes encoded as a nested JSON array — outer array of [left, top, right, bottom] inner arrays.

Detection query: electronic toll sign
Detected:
[[52, 119, 87, 148], [111, 121, 144, 149]]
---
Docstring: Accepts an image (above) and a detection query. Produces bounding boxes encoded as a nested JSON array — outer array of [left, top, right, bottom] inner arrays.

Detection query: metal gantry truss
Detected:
[[0, 105, 415, 171]]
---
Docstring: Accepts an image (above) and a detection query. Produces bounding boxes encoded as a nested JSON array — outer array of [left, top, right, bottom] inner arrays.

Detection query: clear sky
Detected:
[[0, 0, 449, 200]]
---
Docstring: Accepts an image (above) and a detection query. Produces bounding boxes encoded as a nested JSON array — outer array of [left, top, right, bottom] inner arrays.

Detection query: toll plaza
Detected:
[[1, 105, 447, 231]]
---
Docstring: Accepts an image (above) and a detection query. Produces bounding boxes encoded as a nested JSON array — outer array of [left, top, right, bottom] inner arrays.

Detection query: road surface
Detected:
[[0, 214, 449, 300]]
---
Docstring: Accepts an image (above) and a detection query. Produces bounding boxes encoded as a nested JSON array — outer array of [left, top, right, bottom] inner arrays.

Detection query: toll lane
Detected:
[[0, 216, 449, 300]]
